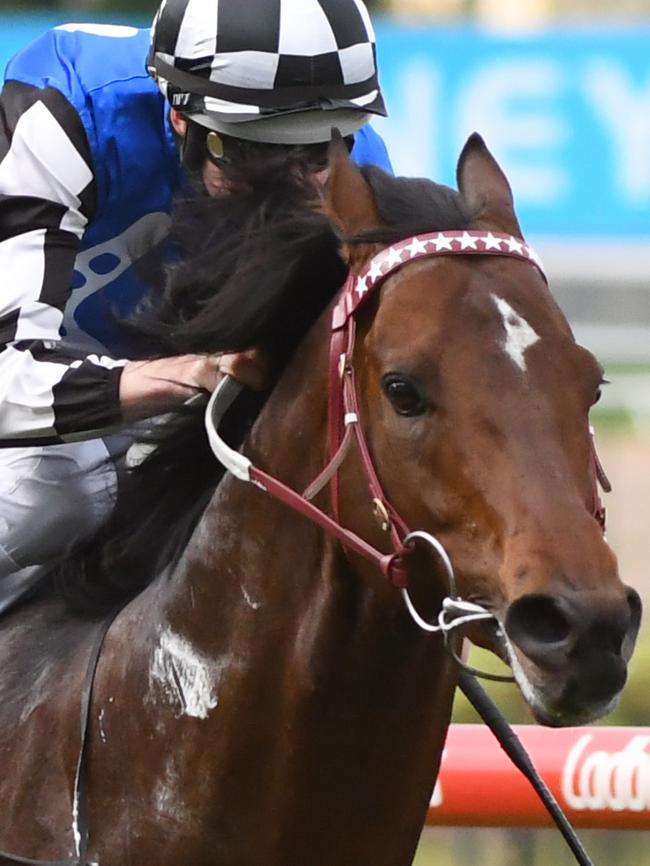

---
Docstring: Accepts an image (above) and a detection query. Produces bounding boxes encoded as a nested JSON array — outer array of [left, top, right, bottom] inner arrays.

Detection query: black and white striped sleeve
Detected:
[[0, 80, 127, 445]]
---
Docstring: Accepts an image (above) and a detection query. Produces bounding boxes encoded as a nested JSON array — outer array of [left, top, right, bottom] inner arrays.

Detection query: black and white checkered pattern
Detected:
[[148, 0, 385, 124]]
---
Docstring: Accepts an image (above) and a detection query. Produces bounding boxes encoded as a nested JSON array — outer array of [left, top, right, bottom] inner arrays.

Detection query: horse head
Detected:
[[324, 133, 641, 727]]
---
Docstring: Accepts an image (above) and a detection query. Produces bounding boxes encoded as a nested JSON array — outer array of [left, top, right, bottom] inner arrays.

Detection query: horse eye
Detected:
[[592, 379, 609, 406], [382, 374, 427, 417]]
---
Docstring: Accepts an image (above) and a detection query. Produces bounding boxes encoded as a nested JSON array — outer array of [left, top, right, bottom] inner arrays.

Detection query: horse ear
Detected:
[[324, 131, 383, 234], [457, 133, 523, 237]]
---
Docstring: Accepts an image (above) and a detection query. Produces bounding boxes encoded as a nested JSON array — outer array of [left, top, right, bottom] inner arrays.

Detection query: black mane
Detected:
[[359, 164, 471, 242], [58, 156, 470, 616]]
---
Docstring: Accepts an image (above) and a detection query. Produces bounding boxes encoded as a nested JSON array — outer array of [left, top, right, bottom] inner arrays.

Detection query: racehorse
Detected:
[[0, 134, 641, 866]]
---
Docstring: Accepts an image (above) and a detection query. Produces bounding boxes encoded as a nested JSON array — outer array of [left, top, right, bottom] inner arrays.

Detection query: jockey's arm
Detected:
[[0, 80, 263, 443], [118, 350, 268, 422]]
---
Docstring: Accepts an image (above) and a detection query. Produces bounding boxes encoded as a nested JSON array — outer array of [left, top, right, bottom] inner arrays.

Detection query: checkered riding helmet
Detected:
[[147, 0, 387, 145]]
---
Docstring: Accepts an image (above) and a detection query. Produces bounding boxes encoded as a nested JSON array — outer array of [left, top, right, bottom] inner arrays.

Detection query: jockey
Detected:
[[0, 0, 392, 587]]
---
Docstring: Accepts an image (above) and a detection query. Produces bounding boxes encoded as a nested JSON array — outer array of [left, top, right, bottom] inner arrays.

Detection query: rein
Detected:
[[208, 231, 549, 588], [205, 382, 596, 866], [205, 230, 607, 866], [0, 232, 606, 866], [206, 230, 607, 659]]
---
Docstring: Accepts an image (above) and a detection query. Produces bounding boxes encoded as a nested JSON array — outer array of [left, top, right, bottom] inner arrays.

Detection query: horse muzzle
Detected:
[[500, 586, 642, 726]]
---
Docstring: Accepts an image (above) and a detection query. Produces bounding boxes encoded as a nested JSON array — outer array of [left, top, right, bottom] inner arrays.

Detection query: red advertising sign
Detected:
[[428, 725, 650, 829]]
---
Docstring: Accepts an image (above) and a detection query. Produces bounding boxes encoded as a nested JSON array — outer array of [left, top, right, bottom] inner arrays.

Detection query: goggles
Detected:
[[206, 131, 355, 172]]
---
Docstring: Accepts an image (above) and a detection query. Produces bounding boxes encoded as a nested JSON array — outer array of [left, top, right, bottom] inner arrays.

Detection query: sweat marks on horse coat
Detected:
[[0, 136, 638, 866], [491, 294, 540, 372], [240, 585, 262, 611], [147, 627, 233, 720], [151, 756, 196, 827]]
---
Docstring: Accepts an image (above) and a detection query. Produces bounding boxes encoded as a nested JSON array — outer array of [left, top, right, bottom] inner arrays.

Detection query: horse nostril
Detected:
[[595, 588, 643, 655], [625, 587, 643, 628], [622, 586, 642, 656], [505, 593, 573, 661]]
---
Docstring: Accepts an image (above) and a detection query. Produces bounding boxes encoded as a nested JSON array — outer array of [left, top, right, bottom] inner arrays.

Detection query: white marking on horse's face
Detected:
[[491, 294, 540, 372], [148, 628, 220, 720]]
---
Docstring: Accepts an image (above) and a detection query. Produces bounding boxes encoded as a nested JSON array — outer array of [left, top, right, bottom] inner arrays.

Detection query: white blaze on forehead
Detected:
[[148, 628, 219, 720], [491, 294, 540, 372]]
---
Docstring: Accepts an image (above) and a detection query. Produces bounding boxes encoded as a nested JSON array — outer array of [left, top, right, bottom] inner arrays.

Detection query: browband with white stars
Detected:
[[333, 231, 545, 328]]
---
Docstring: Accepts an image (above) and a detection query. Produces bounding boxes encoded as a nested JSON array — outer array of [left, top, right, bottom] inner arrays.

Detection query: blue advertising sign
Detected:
[[0, 16, 648, 240], [374, 25, 650, 239]]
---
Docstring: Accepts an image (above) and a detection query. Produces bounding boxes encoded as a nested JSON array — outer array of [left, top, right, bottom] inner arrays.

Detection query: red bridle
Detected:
[[203, 231, 604, 866], [206, 230, 607, 591], [326, 231, 546, 584]]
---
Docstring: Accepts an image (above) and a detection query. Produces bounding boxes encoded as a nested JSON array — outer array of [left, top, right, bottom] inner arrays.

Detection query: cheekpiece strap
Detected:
[[325, 230, 548, 580]]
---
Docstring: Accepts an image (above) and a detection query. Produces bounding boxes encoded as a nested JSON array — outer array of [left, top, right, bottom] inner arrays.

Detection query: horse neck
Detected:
[[159, 313, 333, 621], [164, 296, 455, 653], [153, 305, 438, 662], [141, 305, 459, 865]]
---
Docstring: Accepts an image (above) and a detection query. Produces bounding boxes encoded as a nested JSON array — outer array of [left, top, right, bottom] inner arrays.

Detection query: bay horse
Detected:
[[0, 134, 641, 866]]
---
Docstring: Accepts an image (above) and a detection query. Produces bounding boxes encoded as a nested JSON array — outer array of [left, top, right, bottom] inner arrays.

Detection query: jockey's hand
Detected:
[[119, 349, 269, 421]]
